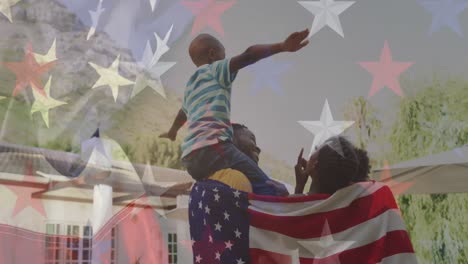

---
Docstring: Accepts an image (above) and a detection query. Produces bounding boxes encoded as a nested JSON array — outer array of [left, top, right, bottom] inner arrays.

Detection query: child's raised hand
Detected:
[[282, 29, 310, 52]]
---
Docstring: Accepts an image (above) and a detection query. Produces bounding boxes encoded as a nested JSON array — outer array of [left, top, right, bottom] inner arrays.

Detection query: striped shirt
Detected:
[[181, 58, 237, 158]]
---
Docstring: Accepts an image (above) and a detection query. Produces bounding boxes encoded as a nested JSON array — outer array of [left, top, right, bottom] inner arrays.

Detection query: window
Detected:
[[65, 224, 81, 264], [45, 223, 100, 264], [45, 224, 61, 264], [168, 233, 178, 264], [110, 227, 117, 263], [82, 226, 92, 264]]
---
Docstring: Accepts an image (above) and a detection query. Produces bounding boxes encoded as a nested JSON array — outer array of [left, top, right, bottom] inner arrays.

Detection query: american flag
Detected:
[[189, 180, 417, 264]]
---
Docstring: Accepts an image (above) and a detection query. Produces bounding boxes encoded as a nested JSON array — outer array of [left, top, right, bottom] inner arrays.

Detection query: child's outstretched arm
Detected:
[[159, 108, 187, 141], [230, 29, 309, 73]]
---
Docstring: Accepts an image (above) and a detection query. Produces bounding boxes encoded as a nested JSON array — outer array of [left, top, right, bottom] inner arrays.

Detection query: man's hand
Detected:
[[266, 180, 289, 196], [159, 130, 177, 141], [282, 29, 310, 52], [294, 148, 309, 194]]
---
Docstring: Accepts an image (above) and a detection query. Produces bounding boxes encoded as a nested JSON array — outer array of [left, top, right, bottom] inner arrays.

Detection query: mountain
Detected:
[[0, 0, 294, 185]]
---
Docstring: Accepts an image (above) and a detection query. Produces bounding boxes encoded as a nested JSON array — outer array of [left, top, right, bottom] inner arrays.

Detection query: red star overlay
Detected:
[[5, 160, 47, 217], [380, 160, 415, 196], [181, 0, 236, 36], [358, 41, 413, 98], [2, 44, 56, 97]]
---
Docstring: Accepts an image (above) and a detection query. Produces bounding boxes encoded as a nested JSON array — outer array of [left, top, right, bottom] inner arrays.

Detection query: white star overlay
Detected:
[[127, 25, 176, 99], [139, 161, 179, 218], [298, 99, 354, 158], [298, 0, 355, 38], [298, 220, 355, 263], [30, 76, 67, 128], [149, 0, 158, 12], [88, 54, 135, 102], [33, 38, 57, 64], [0, 0, 22, 23], [87, 0, 105, 40]]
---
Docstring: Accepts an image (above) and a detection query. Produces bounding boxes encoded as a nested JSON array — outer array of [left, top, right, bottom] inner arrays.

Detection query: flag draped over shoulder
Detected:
[[189, 180, 417, 264]]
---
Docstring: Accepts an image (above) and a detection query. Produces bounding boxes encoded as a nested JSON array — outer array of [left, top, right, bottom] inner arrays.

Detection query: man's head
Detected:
[[232, 123, 261, 164], [189, 34, 226, 66]]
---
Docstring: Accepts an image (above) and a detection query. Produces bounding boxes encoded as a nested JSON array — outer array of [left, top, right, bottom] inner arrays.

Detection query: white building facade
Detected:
[[0, 138, 193, 264]]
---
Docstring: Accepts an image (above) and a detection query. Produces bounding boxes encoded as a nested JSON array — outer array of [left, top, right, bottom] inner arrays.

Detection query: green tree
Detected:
[[343, 78, 467, 263], [130, 136, 184, 170], [388, 78, 468, 264], [344, 96, 382, 150]]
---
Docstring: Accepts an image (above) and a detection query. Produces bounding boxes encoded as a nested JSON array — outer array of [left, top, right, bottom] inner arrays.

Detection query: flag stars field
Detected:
[[225, 240, 234, 250], [234, 229, 241, 238], [215, 222, 222, 231]]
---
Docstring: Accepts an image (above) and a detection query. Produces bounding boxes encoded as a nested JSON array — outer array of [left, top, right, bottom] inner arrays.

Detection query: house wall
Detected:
[[158, 216, 192, 264], [0, 172, 193, 264]]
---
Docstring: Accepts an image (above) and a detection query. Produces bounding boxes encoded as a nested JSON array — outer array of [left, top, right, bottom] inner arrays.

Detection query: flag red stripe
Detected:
[[250, 248, 294, 264], [248, 192, 331, 203], [249, 187, 398, 238], [298, 230, 415, 264]]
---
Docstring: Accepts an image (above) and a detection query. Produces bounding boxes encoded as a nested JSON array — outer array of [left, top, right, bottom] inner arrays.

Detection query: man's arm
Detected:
[[230, 29, 309, 73], [159, 108, 187, 141]]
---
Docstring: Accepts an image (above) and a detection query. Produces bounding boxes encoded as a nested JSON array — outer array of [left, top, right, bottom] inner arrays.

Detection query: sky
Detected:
[[58, 0, 468, 166]]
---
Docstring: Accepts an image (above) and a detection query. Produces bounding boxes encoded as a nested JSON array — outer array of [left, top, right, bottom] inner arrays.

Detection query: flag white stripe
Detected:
[[250, 182, 384, 216], [250, 209, 407, 259], [378, 253, 419, 264]]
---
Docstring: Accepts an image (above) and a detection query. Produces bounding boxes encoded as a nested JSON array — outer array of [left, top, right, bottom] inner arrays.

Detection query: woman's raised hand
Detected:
[[294, 148, 309, 194]]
